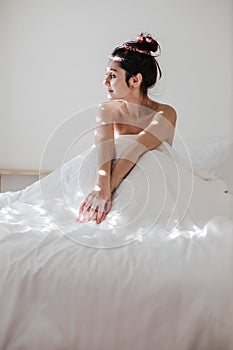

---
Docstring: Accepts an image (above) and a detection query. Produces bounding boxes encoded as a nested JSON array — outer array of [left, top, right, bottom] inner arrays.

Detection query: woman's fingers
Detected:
[[76, 201, 86, 221], [77, 200, 98, 222], [77, 198, 94, 222], [77, 191, 112, 224], [96, 200, 112, 224], [87, 205, 98, 221], [96, 202, 105, 223]]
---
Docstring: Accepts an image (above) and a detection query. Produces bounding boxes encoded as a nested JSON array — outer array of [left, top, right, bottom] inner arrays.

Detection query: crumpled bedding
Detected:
[[0, 136, 233, 350]]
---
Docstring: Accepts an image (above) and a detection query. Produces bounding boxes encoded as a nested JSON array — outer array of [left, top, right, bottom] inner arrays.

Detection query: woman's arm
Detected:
[[95, 117, 115, 192], [77, 102, 116, 224], [110, 106, 177, 193]]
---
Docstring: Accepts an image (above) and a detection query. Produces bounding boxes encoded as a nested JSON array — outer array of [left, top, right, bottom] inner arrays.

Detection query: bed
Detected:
[[0, 136, 233, 350]]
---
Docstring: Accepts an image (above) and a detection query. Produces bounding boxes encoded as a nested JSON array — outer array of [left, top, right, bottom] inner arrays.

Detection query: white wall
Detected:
[[1, 0, 232, 170]]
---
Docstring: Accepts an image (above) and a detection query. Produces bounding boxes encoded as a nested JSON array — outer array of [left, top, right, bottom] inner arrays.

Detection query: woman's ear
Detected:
[[129, 73, 143, 88]]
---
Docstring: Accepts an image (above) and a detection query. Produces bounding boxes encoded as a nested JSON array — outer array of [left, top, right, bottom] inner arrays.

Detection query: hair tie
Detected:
[[146, 36, 153, 43]]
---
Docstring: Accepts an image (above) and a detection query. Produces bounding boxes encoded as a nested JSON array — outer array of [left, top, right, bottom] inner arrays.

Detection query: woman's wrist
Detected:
[[110, 157, 137, 194], [95, 173, 111, 196]]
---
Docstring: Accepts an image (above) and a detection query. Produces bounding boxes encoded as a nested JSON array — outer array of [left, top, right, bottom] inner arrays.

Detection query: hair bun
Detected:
[[124, 33, 160, 56], [136, 33, 160, 53]]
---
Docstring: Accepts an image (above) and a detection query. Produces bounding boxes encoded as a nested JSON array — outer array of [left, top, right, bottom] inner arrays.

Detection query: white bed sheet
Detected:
[[0, 137, 233, 350]]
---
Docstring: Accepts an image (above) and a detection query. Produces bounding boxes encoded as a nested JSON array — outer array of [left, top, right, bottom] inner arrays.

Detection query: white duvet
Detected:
[[0, 135, 233, 350]]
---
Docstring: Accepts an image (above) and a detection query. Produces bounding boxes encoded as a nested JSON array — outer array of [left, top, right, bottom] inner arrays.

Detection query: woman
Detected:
[[0, 34, 233, 350], [77, 33, 177, 224], [1, 33, 231, 246]]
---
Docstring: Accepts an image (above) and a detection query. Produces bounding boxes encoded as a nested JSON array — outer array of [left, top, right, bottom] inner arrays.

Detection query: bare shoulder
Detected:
[[98, 100, 125, 110], [157, 103, 177, 125], [97, 100, 124, 123]]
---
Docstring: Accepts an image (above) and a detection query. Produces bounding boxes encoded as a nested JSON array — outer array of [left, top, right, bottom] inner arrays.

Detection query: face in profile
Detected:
[[103, 60, 132, 100]]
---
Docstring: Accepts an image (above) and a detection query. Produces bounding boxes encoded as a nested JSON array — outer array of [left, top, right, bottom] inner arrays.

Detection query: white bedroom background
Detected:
[[0, 0, 233, 172]]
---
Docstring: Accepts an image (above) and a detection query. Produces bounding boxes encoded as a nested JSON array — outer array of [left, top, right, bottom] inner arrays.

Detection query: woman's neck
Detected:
[[124, 93, 151, 107]]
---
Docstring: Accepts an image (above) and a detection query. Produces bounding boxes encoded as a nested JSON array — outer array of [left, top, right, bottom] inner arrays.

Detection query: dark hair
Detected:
[[110, 33, 162, 96]]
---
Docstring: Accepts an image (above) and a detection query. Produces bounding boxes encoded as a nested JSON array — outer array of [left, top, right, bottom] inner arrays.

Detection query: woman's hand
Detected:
[[76, 187, 112, 224]]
